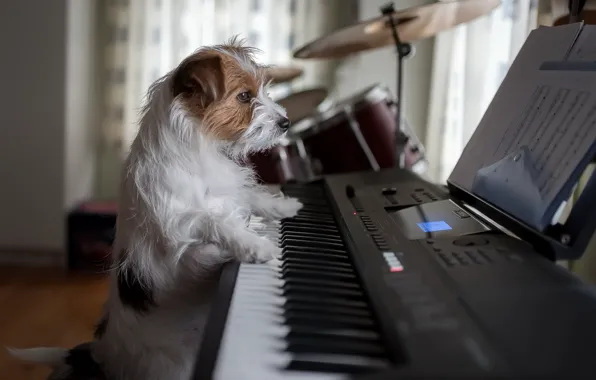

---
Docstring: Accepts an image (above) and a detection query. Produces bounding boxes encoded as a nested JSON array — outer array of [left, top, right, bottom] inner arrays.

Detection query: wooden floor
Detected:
[[0, 267, 108, 380]]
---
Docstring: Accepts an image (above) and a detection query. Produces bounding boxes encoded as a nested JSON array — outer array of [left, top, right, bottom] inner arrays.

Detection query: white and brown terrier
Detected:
[[10, 38, 302, 380]]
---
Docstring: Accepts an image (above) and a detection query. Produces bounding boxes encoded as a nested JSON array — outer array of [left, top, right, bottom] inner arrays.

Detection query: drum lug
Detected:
[[312, 159, 323, 175]]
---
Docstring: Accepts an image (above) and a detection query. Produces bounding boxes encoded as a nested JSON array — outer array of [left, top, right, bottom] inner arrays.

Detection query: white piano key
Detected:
[[212, 218, 350, 380]]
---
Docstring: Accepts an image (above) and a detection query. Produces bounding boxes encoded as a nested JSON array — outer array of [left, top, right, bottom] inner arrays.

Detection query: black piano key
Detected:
[[284, 295, 368, 310], [286, 353, 388, 374], [284, 215, 335, 223], [283, 219, 338, 228], [286, 337, 386, 357], [286, 325, 381, 341], [280, 233, 343, 244], [290, 214, 335, 222], [281, 267, 357, 281], [282, 262, 354, 274], [281, 250, 349, 263], [280, 232, 343, 243], [283, 301, 371, 318], [281, 225, 338, 235], [291, 210, 333, 218], [284, 317, 375, 333], [273, 182, 395, 377], [283, 283, 364, 299], [283, 310, 375, 328], [282, 245, 347, 256], [281, 257, 353, 270], [281, 238, 345, 250]]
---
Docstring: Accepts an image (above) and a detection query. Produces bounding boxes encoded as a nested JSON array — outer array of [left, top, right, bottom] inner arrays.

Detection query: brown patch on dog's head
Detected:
[[172, 39, 266, 141]]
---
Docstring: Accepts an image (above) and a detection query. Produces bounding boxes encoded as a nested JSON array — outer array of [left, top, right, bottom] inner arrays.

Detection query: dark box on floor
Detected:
[[67, 201, 118, 272]]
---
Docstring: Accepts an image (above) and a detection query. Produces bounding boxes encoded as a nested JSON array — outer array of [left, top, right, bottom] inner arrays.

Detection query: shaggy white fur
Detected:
[[10, 39, 302, 380]]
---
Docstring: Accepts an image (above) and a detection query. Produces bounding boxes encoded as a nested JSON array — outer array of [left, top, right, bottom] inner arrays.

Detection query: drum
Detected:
[[251, 84, 427, 183], [249, 87, 328, 183], [291, 85, 397, 175]]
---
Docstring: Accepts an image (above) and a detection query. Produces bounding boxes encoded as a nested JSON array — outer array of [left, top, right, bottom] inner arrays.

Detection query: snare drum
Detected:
[[251, 84, 427, 183], [249, 87, 328, 183], [284, 84, 398, 176]]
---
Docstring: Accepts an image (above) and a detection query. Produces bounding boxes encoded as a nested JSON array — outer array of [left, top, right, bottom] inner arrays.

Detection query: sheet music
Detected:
[[449, 24, 596, 229], [485, 73, 596, 202], [567, 25, 596, 62]]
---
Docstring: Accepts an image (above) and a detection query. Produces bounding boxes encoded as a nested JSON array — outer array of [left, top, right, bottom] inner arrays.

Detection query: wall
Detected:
[[335, 0, 435, 143], [65, 0, 98, 211], [0, 0, 97, 265]]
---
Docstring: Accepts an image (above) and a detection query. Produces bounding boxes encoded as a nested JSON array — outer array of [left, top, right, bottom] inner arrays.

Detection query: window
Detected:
[[151, 28, 161, 44], [248, 31, 259, 46], [288, 33, 295, 49]]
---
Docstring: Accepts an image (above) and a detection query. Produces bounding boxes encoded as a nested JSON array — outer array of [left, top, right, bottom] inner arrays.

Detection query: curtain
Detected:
[[424, 0, 538, 184], [96, 0, 357, 197]]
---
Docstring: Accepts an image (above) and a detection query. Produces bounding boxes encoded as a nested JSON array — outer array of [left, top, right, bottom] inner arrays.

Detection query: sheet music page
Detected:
[[484, 71, 596, 200], [567, 25, 596, 61], [449, 24, 596, 226]]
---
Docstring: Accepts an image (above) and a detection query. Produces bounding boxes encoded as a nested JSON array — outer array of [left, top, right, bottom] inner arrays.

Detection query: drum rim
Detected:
[[275, 87, 329, 102], [276, 87, 330, 127], [282, 83, 393, 144]]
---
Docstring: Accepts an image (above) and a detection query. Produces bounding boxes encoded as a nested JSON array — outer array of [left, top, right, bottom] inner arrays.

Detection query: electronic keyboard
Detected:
[[194, 168, 596, 380]]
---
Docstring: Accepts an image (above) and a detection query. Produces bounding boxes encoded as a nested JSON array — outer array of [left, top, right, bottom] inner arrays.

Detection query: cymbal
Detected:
[[264, 66, 303, 84], [293, 0, 501, 59], [275, 88, 328, 123]]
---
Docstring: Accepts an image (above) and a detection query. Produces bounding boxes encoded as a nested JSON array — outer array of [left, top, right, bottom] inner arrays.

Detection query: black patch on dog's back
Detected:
[[93, 315, 108, 339], [117, 251, 156, 313], [48, 343, 106, 380]]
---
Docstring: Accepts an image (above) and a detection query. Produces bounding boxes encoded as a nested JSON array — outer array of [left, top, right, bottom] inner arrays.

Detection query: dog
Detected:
[[9, 38, 303, 380]]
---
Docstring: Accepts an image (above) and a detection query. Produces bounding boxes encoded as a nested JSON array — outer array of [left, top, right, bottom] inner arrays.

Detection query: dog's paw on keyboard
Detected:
[[274, 197, 303, 219], [240, 238, 281, 264]]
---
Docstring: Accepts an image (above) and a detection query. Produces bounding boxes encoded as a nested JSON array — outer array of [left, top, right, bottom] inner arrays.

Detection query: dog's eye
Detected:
[[236, 91, 252, 103]]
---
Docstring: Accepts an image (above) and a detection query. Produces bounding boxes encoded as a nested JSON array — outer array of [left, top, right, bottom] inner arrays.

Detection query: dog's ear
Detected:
[[172, 53, 225, 108]]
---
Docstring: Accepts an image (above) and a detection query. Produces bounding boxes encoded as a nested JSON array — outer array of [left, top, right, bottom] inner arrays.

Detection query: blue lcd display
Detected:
[[417, 221, 452, 233]]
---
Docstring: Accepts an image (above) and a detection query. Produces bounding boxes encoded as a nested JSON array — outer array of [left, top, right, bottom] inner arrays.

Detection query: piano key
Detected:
[[286, 353, 388, 374], [281, 239, 345, 250], [285, 337, 386, 357], [281, 250, 350, 262], [281, 225, 338, 234], [209, 184, 390, 380], [281, 257, 352, 268], [286, 326, 381, 341], [283, 302, 372, 318], [281, 232, 344, 244]]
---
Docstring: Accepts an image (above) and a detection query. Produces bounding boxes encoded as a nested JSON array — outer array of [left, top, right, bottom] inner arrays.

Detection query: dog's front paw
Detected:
[[274, 197, 303, 219], [267, 257, 282, 270], [240, 237, 282, 264]]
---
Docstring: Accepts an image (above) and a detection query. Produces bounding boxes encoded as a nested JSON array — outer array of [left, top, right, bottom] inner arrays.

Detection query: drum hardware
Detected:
[[569, 0, 587, 23], [384, 97, 427, 171], [264, 66, 303, 85], [275, 146, 294, 182], [343, 104, 381, 172], [294, 139, 317, 180], [291, 0, 501, 174], [250, 84, 422, 184], [381, 2, 413, 168], [292, 1, 501, 59], [274, 87, 329, 125]]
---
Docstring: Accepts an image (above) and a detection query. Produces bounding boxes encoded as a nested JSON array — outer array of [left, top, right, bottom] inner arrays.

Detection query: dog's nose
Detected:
[[277, 117, 290, 130]]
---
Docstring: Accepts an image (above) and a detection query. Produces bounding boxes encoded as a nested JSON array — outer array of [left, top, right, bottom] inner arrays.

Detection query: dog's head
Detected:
[[170, 38, 289, 154]]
